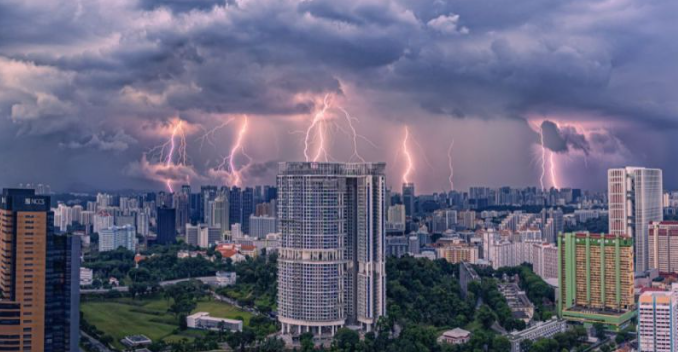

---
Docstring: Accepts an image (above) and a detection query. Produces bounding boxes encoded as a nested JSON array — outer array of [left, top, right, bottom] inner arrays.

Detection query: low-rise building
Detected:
[[508, 318, 568, 352], [121, 335, 152, 348], [216, 271, 237, 287], [187, 312, 243, 332], [80, 267, 94, 286], [499, 282, 534, 323], [438, 328, 471, 345]]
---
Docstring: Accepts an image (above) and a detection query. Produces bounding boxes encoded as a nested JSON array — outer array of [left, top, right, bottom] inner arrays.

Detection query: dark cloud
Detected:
[[0, 0, 677, 191], [540, 120, 590, 155]]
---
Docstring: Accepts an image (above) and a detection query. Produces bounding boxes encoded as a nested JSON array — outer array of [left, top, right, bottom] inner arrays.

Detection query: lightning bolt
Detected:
[[337, 107, 366, 162], [304, 94, 331, 162], [549, 151, 559, 189], [147, 119, 188, 193], [301, 93, 376, 163], [402, 126, 414, 184], [212, 116, 252, 187], [197, 118, 235, 151], [447, 140, 455, 191], [229, 116, 251, 187], [538, 126, 546, 191]]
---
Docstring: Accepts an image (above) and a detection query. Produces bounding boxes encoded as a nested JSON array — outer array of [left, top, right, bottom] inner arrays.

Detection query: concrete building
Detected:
[[499, 282, 534, 323], [459, 210, 476, 230], [436, 243, 478, 264], [557, 232, 635, 329], [508, 318, 568, 352], [608, 167, 663, 273], [99, 225, 136, 252], [216, 271, 237, 287], [187, 312, 243, 332], [532, 242, 559, 281], [249, 215, 277, 239], [211, 195, 229, 235], [638, 284, 678, 352], [185, 224, 222, 248], [438, 328, 471, 345], [402, 183, 415, 219], [93, 210, 114, 234], [80, 267, 94, 286], [459, 262, 480, 298], [649, 221, 678, 273], [277, 162, 386, 337], [386, 236, 409, 257]]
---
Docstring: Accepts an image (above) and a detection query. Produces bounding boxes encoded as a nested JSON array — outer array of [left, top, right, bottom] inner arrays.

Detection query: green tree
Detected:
[[300, 332, 315, 352], [333, 328, 360, 352], [476, 305, 496, 329]]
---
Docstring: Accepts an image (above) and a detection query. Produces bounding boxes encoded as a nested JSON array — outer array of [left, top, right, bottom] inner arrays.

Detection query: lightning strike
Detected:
[[447, 140, 455, 191], [229, 116, 251, 187], [401, 126, 414, 184], [150, 119, 189, 193], [300, 94, 377, 163], [304, 94, 331, 162], [538, 127, 546, 191], [197, 118, 235, 150], [549, 150, 559, 190]]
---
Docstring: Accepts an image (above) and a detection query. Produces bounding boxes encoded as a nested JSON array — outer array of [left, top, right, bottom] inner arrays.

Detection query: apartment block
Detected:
[[557, 232, 635, 329]]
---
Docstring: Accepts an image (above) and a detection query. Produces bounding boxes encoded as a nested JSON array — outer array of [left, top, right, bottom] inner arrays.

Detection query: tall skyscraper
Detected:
[[402, 182, 415, 219], [229, 186, 242, 228], [156, 207, 177, 244], [557, 232, 635, 329], [608, 167, 663, 273], [173, 192, 190, 235], [0, 189, 80, 351], [277, 162, 386, 337], [241, 187, 255, 235], [211, 195, 230, 235], [200, 186, 218, 223]]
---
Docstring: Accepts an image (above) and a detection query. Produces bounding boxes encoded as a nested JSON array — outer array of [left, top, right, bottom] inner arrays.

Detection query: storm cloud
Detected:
[[0, 0, 677, 192]]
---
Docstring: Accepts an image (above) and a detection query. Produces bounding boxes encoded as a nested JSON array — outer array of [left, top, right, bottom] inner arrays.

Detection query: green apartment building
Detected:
[[557, 232, 635, 329]]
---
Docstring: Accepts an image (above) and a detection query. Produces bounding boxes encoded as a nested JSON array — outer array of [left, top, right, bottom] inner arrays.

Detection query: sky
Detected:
[[1, 0, 677, 193]]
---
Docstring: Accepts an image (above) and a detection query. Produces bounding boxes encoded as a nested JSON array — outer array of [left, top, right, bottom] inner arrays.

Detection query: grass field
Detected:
[[81, 296, 253, 349]]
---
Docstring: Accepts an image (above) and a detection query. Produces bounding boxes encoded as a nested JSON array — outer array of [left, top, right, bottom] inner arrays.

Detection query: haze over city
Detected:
[[2, 0, 677, 193]]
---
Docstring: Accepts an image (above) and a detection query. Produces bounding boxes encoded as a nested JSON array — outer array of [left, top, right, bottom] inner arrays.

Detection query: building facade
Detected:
[[99, 225, 136, 252], [649, 221, 678, 273], [0, 189, 80, 351], [557, 232, 635, 328], [156, 207, 177, 244], [277, 162, 386, 337], [608, 167, 663, 273], [638, 284, 678, 352]]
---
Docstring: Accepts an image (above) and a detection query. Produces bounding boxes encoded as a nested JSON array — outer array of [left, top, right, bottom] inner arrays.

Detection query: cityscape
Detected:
[[2, 1, 678, 352]]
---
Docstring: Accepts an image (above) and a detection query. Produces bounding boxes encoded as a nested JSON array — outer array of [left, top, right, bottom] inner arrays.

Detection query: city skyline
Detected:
[[1, 0, 677, 193]]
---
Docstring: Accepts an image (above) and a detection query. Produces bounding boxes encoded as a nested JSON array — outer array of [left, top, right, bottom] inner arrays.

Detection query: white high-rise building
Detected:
[[277, 162, 386, 337], [608, 167, 663, 273], [99, 225, 136, 252], [93, 211, 115, 234], [638, 284, 678, 352]]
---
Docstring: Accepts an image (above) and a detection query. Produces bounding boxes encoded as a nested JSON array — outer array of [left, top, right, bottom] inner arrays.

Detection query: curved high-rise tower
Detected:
[[277, 162, 386, 337]]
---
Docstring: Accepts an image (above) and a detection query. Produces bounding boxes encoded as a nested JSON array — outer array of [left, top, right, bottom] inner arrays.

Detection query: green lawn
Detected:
[[81, 296, 252, 349]]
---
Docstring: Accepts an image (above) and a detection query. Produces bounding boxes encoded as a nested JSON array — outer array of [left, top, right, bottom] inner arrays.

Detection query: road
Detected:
[[81, 276, 218, 294], [80, 330, 113, 352]]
